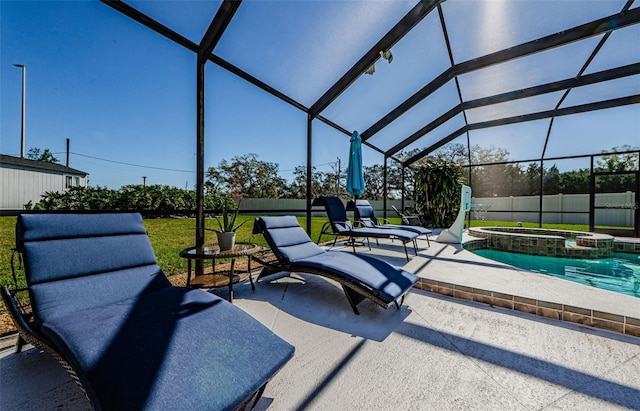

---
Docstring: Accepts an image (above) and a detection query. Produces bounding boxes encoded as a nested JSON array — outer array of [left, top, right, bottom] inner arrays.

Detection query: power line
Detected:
[[55, 151, 338, 174], [70, 152, 193, 173], [279, 161, 339, 173]]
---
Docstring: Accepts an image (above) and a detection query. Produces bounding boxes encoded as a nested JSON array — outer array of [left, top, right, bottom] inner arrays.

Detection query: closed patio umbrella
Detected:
[[346, 131, 365, 197]]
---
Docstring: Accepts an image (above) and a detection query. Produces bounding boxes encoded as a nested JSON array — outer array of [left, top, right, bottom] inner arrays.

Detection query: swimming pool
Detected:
[[472, 248, 640, 298]]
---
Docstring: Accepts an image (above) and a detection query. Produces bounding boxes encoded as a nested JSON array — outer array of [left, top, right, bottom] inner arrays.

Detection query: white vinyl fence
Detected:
[[235, 194, 637, 226], [472, 192, 637, 226], [237, 198, 414, 217]]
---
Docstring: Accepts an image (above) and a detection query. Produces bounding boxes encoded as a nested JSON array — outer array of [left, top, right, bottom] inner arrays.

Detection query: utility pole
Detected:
[[142, 176, 147, 187], [13, 64, 26, 158], [336, 157, 341, 195], [66, 138, 70, 167]]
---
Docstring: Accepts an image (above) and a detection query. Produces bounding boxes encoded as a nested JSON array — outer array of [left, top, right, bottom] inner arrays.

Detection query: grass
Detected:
[[2, 214, 626, 288], [0, 217, 17, 287], [468, 219, 633, 231], [0, 215, 343, 288], [468, 219, 589, 231]]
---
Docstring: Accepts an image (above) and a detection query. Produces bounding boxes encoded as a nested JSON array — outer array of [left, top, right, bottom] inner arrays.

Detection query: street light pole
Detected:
[[13, 64, 26, 158]]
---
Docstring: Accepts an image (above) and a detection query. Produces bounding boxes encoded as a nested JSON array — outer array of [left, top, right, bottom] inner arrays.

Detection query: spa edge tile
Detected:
[[537, 307, 562, 320], [625, 324, 640, 338], [493, 291, 513, 301], [563, 311, 593, 326], [453, 290, 473, 301], [418, 282, 438, 293], [473, 294, 493, 305], [538, 300, 563, 310], [514, 302, 537, 315], [591, 318, 624, 334], [492, 298, 514, 310], [626, 316, 640, 327], [514, 296, 536, 305], [472, 288, 492, 297], [564, 305, 591, 316], [454, 285, 474, 293], [437, 286, 454, 297], [438, 281, 455, 289]]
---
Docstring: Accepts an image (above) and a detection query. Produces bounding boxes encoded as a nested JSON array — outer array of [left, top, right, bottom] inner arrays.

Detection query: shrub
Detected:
[[414, 158, 466, 227]]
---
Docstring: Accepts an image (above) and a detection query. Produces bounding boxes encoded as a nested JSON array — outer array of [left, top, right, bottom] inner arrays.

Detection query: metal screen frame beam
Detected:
[[308, 0, 442, 118], [195, 0, 241, 275], [386, 63, 640, 157], [362, 8, 640, 141], [403, 95, 640, 166], [101, 0, 198, 52]]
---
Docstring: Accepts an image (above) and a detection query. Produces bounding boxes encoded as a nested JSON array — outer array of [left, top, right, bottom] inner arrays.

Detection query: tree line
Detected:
[[25, 145, 637, 211], [204, 153, 412, 200], [429, 144, 638, 198]]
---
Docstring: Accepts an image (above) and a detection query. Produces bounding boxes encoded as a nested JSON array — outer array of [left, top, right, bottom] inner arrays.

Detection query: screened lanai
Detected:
[[3, 3, 640, 408], [101, 0, 639, 247]]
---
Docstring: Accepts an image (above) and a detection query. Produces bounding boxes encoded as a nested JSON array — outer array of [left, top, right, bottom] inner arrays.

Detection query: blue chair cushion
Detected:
[[293, 252, 418, 302], [17, 213, 147, 249], [256, 216, 419, 303], [17, 213, 295, 410], [353, 200, 379, 225], [30, 264, 170, 325], [353, 200, 432, 236], [24, 234, 158, 285], [351, 226, 418, 242], [258, 216, 325, 262], [40, 286, 295, 411], [319, 196, 348, 221], [314, 197, 419, 242], [18, 213, 170, 326], [378, 224, 432, 236]]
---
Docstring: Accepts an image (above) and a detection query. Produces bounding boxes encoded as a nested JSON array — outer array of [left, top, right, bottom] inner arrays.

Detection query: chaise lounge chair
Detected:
[[391, 204, 434, 229], [349, 199, 432, 246], [252, 216, 419, 315], [312, 196, 419, 261], [2, 213, 294, 411]]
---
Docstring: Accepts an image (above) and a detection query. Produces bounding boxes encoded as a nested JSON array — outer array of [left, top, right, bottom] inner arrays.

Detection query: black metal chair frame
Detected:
[[314, 197, 418, 261], [251, 254, 406, 316], [391, 205, 434, 229], [2, 249, 272, 411]]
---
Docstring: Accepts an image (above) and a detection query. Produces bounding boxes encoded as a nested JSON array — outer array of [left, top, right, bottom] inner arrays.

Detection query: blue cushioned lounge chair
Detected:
[[253, 216, 419, 315], [312, 196, 419, 261], [2, 213, 294, 411], [348, 199, 432, 247]]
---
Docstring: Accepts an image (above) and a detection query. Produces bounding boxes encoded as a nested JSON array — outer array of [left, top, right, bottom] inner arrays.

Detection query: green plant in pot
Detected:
[[212, 201, 247, 251]]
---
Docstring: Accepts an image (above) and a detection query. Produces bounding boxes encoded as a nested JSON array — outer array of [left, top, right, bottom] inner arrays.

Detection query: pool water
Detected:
[[472, 249, 640, 298]]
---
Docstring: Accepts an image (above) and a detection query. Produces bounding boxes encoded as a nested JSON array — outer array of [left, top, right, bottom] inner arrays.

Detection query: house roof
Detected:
[[0, 154, 88, 177]]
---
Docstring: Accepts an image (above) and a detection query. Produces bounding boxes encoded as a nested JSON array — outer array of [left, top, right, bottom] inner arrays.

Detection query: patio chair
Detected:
[[391, 205, 434, 229], [348, 200, 431, 247], [252, 216, 418, 315], [3, 213, 294, 411], [312, 196, 419, 261]]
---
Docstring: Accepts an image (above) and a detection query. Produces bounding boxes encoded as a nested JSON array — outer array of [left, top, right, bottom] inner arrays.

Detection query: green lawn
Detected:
[[468, 219, 590, 231], [2, 215, 612, 288], [0, 215, 343, 287]]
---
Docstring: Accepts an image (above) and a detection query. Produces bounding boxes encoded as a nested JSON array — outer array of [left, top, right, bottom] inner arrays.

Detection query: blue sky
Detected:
[[2, 1, 639, 189]]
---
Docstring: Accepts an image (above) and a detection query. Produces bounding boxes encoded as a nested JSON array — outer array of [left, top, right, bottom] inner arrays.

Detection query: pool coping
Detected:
[[413, 279, 640, 338], [407, 234, 640, 339]]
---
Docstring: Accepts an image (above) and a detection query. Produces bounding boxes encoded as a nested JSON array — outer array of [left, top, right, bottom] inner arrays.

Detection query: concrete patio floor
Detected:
[[2, 233, 639, 410]]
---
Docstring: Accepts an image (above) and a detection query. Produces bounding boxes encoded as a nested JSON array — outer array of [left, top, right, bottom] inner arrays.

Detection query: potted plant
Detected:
[[212, 201, 247, 251]]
